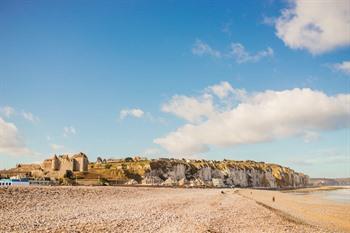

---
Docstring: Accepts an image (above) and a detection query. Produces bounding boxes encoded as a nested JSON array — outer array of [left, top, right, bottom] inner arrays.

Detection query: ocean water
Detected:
[[320, 188, 350, 203], [292, 188, 350, 203]]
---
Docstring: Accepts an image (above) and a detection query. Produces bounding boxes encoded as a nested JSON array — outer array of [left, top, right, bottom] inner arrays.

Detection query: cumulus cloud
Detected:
[[331, 61, 350, 75], [275, 0, 350, 54], [192, 39, 221, 58], [0, 117, 32, 156], [207, 81, 234, 99], [162, 82, 247, 124], [162, 94, 215, 123], [63, 126, 76, 137], [229, 43, 274, 63], [155, 82, 350, 154], [208, 81, 247, 103], [0, 106, 15, 118], [22, 111, 39, 123], [119, 108, 144, 120], [192, 40, 273, 63]]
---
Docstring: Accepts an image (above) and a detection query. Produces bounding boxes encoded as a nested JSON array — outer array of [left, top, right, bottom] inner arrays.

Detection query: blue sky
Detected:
[[0, 0, 349, 178]]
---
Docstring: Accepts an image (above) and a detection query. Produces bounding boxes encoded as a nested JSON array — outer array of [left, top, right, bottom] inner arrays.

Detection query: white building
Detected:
[[0, 178, 30, 187]]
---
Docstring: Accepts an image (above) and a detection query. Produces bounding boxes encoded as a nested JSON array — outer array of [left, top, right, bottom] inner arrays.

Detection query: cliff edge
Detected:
[[86, 157, 309, 188]]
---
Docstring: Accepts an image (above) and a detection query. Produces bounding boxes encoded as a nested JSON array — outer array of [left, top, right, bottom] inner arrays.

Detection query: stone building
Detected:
[[41, 152, 89, 177]]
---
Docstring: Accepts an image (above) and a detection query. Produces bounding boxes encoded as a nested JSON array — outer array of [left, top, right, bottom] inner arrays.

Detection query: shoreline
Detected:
[[282, 185, 348, 193], [237, 187, 350, 233]]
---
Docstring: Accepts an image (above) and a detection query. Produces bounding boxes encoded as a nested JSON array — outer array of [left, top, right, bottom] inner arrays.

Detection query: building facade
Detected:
[[41, 152, 89, 177]]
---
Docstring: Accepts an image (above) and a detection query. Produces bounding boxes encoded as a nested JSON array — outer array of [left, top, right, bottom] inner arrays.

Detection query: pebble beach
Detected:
[[0, 186, 342, 233]]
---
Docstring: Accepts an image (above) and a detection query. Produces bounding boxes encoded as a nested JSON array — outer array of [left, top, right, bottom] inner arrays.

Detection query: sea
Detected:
[[297, 187, 350, 204], [319, 188, 350, 203]]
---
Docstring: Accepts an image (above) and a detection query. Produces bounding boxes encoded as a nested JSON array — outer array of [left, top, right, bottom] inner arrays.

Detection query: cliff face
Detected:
[[89, 158, 309, 188], [146, 159, 308, 188], [2, 155, 309, 188]]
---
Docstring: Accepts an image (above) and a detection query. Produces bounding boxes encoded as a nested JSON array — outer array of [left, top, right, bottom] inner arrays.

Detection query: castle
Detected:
[[41, 152, 89, 177]]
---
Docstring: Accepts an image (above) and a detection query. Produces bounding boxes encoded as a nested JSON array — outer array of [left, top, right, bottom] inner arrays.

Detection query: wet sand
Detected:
[[238, 187, 350, 233]]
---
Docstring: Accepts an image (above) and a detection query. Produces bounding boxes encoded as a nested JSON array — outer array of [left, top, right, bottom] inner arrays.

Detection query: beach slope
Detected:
[[0, 186, 336, 233], [238, 187, 350, 232]]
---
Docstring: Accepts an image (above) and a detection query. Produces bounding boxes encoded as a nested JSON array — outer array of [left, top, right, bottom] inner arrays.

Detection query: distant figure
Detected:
[[272, 196, 275, 202], [221, 191, 225, 194], [250, 191, 252, 195]]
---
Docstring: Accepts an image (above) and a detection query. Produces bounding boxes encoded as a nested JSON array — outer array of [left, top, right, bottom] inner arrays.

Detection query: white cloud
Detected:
[[155, 83, 350, 154], [192, 39, 273, 63], [208, 81, 247, 103], [162, 82, 247, 124], [0, 117, 32, 156], [50, 143, 64, 151], [0, 106, 15, 118], [192, 39, 221, 58], [119, 108, 144, 120], [22, 111, 39, 123], [229, 43, 274, 63], [331, 61, 350, 75], [275, 0, 350, 54], [207, 81, 234, 99], [162, 94, 215, 123], [63, 126, 76, 137]]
